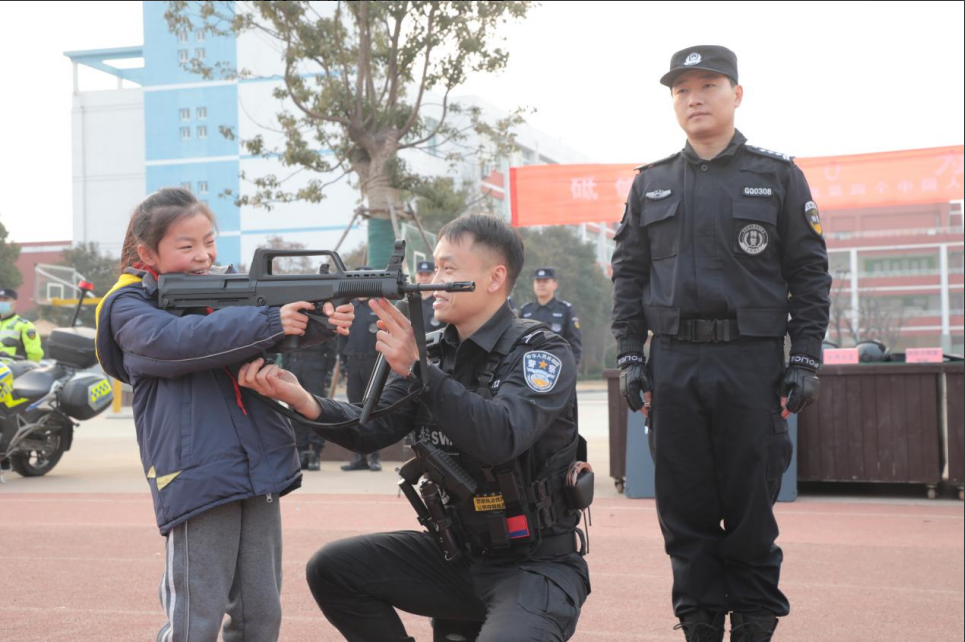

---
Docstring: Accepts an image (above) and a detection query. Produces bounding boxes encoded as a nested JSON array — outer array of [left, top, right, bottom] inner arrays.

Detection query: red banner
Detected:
[[510, 145, 965, 227]]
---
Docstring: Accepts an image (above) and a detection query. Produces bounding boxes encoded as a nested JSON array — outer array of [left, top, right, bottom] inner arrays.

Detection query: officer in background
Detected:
[[238, 214, 589, 642], [414, 260, 443, 331], [611, 46, 831, 641], [338, 281, 384, 472], [0, 288, 44, 362], [281, 343, 336, 470], [520, 268, 582, 366]]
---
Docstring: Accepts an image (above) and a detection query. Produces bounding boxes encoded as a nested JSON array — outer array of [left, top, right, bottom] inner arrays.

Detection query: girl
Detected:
[[95, 187, 353, 642]]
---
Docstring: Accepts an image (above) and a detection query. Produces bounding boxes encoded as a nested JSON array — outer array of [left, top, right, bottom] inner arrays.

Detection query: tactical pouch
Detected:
[[564, 462, 595, 511]]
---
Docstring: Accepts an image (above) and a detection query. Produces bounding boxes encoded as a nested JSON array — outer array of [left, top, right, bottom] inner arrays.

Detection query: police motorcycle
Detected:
[[0, 281, 113, 480]]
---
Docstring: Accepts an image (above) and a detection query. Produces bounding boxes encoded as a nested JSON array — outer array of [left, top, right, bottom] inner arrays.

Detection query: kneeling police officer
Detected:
[[239, 214, 591, 642]]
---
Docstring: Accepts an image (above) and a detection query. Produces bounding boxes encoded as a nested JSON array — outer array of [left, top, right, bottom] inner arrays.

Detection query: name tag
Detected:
[[473, 494, 506, 512], [743, 186, 773, 197]]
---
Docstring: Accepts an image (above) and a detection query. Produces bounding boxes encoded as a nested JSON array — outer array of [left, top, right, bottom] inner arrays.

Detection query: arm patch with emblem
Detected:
[[523, 350, 562, 393]]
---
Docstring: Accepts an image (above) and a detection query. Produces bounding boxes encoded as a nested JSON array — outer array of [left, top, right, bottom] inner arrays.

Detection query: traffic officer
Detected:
[[520, 268, 582, 366], [611, 46, 830, 642], [415, 260, 444, 330], [338, 280, 384, 472], [281, 342, 336, 470], [238, 214, 589, 642], [0, 288, 44, 362]]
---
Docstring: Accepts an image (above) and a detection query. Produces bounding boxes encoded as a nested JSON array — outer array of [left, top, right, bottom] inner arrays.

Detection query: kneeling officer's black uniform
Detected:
[[307, 302, 590, 642]]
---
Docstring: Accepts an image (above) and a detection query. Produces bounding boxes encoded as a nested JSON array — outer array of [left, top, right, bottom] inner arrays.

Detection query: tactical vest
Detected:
[[413, 319, 586, 558]]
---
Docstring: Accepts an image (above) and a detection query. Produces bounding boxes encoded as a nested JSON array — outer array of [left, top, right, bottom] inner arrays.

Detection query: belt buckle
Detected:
[[696, 319, 715, 342]]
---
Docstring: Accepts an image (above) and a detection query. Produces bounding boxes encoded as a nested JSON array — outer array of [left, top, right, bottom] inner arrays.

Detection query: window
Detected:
[[197, 106, 207, 120], [177, 30, 189, 43], [181, 127, 191, 140], [951, 201, 964, 229], [180, 108, 190, 121], [196, 30, 205, 42], [197, 126, 208, 139], [178, 49, 189, 63], [198, 181, 209, 195], [195, 48, 205, 62], [181, 182, 192, 192]]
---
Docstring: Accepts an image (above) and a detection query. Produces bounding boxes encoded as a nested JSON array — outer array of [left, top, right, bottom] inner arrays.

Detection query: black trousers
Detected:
[[306, 530, 588, 642], [648, 335, 792, 618], [345, 355, 381, 462]]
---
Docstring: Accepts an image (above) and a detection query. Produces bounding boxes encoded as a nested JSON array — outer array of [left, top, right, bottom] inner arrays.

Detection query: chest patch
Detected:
[[738, 224, 769, 255], [743, 186, 773, 197], [523, 350, 562, 393], [645, 189, 672, 200]]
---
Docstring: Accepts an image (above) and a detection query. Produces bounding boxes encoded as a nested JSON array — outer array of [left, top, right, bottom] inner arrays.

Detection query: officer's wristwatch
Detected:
[[406, 360, 421, 381]]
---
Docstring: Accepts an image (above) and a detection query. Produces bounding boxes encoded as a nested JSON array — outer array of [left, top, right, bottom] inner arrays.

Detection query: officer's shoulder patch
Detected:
[[745, 145, 793, 163], [804, 200, 823, 237], [523, 350, 562, 393], [26, 329, 37, 340], [572, 317, 580, 329], [635, 151, 680, 172]]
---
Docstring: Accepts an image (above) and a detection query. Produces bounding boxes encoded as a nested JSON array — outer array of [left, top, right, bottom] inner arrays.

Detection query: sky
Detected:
[[1, 1, 962, 244]]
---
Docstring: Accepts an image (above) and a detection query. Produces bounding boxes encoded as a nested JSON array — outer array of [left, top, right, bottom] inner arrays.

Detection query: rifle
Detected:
[[157, 240, 474, 426], [398, 440, 479, 560]]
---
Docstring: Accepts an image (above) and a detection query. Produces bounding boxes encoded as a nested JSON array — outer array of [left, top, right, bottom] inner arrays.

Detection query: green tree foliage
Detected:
[[166, 0, 532, 269], [0, 218, 23, 291]]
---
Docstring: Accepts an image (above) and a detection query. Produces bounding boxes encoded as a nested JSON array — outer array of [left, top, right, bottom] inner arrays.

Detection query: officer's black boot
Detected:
[[368, 451, 382, 472], [306, 449, 320, 471], [341, 453, 368, 471], [730, 613, 778, 642], [674, 610, 726, 642]]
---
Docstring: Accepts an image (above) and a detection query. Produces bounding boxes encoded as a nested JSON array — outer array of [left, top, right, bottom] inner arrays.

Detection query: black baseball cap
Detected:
[[533, 267, 556, 280], [660, 45, 738, 88], [0, 288, 17, 299], [416, 261, 435, 273]]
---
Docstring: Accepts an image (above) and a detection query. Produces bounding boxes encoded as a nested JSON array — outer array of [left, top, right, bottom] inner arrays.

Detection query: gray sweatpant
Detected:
[[156, 495, 283, 642]]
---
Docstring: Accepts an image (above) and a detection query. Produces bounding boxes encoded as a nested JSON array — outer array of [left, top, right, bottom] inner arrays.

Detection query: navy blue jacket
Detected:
[[96, 267, 326, 534]]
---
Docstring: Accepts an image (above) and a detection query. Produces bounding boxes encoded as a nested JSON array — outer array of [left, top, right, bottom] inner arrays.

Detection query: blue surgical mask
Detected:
[[0, 302, 13, 317]]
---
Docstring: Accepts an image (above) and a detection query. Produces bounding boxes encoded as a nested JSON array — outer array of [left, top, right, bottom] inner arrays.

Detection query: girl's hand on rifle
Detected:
[[280, 301, 354, 337]]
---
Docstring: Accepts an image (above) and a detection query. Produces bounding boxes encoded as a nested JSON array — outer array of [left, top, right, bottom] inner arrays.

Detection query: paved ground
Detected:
[[1, 388, 962, 641]]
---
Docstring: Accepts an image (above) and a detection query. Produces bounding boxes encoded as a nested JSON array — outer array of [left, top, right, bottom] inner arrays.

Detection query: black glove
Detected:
[[618, 339, 651, 413], [781, 354, 821, 414]]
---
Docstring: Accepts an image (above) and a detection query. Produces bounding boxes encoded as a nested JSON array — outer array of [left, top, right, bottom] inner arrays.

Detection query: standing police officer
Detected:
[[611, 46, 830, 641], [239, 214, 589, 642], [0, 288, 44, 362], [521, 268, 582, 366], [415, 260, 444, 331]]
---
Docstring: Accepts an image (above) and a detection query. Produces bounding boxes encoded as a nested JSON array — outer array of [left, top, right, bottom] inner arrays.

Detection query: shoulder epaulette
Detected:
[[635, 151, 681, 172], [560, 300, 573, 307], [745, 145, 793, 163]]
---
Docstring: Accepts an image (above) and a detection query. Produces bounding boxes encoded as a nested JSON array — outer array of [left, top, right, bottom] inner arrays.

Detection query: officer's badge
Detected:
[[430, 318, 441, 327], [551, 323, 563, 333], [368, 322, 379, 333], [738, 224, 769, 255], [804, 200, 823, 237], [523, 351, 562, 393], [684, 52, 702, 66], [645, 189, 672, 200], [26, 329, 36, 340], [572, 317, 580, 330]]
